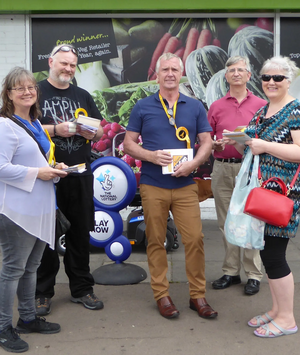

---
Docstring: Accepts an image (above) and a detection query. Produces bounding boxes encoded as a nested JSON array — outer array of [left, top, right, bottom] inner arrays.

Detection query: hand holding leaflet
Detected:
[[162, 149, 193, 174], [62, 163, 86, 173], [222, 126, 251, 144]]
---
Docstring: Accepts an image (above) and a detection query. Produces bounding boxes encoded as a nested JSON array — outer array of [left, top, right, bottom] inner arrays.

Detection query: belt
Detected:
[[216, 158, 242, 163]]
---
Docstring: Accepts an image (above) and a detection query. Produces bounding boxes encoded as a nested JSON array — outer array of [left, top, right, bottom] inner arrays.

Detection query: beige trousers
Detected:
[[140, 183, 206, 301], [211, 160, 263, 281]]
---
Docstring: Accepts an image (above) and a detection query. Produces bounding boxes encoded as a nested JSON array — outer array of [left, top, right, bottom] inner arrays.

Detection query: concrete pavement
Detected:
[[2, 209, 300, 355]]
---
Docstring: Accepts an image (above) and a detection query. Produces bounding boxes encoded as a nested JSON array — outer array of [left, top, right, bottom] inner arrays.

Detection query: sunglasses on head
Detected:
[[52, 45, 78, 57], [261, 74, 288, 82]]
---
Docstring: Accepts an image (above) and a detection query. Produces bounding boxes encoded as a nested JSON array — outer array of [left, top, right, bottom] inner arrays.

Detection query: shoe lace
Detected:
[[3, 327, 20, 341], [36, 298, 48, 307], [86, 293, 99, 302], [35, 316, 47, 324], [11, 328, 20, 340]]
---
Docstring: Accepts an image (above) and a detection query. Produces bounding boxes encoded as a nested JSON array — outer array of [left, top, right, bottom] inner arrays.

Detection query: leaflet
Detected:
[[233, 125, 247, 132], [75, 114, 100, 133], [62, 163, 86, 173], [162, 149, 193, 175], [222, 131, 252, 144]]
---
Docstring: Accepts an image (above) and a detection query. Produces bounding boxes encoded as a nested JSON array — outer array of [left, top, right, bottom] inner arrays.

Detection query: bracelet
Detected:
[[53, 124, 57, 136]]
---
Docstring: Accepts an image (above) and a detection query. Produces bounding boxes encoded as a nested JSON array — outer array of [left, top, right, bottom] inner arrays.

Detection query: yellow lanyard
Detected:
[[176, 127, 191, 148], [44, 129, 56, 166], [159, 93, 178, 130], [159, 93, 191, 149]]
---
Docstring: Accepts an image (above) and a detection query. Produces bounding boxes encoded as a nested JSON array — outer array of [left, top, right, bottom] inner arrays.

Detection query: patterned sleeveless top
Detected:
[[245, 99, 300, 238]]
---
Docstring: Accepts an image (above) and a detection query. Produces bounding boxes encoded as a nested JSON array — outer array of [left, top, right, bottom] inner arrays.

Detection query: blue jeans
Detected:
[[0, 214, 46, 331]]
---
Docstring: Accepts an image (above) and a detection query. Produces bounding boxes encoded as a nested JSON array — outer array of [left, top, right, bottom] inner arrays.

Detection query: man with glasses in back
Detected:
[[124, 53, 217, 320], [35, 44, 104, 315], [208, 56, 266, 295]]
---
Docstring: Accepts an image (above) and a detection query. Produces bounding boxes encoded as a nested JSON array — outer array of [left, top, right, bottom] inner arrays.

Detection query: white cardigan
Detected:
[[0, 116, 56, 249]]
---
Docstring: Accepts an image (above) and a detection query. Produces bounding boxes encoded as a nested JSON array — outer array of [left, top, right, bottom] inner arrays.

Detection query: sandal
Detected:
[[254, 320, 298, 338], [248, 313, 273, 328]]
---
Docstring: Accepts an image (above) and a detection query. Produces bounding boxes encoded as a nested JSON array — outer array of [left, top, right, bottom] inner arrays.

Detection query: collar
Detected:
[[14, 114, 38, 131], [225, 88, 252, 101], [46, 78, 71, 91], [154, 91, 186, 103]]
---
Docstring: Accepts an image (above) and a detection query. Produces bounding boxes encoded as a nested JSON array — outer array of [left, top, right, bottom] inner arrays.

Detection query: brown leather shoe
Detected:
[[189, 298, 218, 319], [157, 296, 179, 319]]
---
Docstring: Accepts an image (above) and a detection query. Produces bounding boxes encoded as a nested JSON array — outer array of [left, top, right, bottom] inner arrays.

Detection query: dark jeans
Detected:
[[36, 175, 95, 299]]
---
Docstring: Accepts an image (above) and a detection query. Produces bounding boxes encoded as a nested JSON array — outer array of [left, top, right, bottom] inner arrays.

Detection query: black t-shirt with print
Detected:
[[38, 79, 102, 175]]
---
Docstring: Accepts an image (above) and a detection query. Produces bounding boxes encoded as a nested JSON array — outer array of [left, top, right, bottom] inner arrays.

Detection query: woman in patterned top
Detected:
[[225, 56, 300, 338]]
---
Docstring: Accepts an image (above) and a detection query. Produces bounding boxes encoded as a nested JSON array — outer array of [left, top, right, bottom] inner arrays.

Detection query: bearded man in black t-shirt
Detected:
[[35, 44, 104, 315]]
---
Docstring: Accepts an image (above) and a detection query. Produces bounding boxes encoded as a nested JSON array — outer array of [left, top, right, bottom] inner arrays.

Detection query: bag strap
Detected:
[[10, 115, 49, 162], [255, 112, 300, 192], [290, 165, 300, 190], [261, 177, 288, 196]]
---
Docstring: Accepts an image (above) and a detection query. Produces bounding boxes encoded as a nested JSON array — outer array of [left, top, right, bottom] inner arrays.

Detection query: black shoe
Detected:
[[0, 325, 29, 353], [16, 317, 61, 334], [212, 275, 241, 289], [35, 297, 51, 316], [244, 279, 260, 295]]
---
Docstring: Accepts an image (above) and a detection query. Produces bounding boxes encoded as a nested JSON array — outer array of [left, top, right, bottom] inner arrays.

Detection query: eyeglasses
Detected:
[[261, 74, 288, 82], [51, 45, 78, 57], [10, 86, 37, 94], [227, 68, 249, 74]]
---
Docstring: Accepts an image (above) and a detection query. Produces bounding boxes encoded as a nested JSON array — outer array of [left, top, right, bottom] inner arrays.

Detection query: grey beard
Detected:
[[49, 70, 73, 85]]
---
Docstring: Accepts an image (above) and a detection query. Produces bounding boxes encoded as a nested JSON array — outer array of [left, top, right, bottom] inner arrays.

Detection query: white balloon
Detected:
[[110, 242, 124, 257]]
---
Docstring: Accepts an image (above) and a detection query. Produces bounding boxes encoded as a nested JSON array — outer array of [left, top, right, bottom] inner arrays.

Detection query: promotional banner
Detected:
[[280, 17, 300, 68], [280, 17, 300, 101], [32, 18, 118, 72]]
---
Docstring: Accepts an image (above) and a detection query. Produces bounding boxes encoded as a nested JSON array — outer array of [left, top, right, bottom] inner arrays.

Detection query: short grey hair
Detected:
[[225, 56, 251, 72], [155, 53, 184, 73], [50, 44, 78, 59], [260, 56, 299, 83], [50, 45, 64, 58]]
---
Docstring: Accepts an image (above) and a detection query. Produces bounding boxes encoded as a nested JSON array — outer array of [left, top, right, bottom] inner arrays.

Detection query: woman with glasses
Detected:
[[0, 67, 67, 353], [225, 56, 300, 338]]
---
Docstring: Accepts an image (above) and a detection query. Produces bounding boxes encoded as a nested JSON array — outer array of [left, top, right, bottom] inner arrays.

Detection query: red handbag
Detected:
[[244, 176, 297, 228]]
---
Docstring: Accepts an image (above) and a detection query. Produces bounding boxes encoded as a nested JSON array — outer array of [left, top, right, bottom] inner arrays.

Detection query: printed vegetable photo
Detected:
[[32, 16, 274, 185]]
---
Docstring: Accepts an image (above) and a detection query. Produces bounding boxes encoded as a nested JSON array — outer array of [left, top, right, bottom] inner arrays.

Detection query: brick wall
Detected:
[[0, 14, 28, 87]]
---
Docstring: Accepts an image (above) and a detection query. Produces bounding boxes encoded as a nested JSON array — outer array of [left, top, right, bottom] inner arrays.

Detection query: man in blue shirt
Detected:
[[124, 53, 218, 320]]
